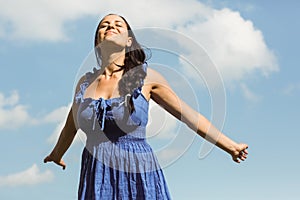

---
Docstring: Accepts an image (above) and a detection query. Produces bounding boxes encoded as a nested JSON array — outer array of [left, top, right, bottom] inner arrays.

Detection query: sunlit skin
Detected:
[[44, 14, 248, 170], [96, 15, 132, 71], [98, 15, 130, 43]]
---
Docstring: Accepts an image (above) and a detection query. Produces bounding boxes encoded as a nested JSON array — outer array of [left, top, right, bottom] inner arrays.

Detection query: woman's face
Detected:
[[97, 15, 132, 48]]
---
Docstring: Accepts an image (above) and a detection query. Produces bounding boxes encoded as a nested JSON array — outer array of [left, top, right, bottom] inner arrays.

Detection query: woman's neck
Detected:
[[101, 51, 126, 79]]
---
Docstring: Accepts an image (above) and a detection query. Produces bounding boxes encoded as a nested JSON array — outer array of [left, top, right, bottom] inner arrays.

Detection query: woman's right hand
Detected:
[[44, 154, 66, 170]]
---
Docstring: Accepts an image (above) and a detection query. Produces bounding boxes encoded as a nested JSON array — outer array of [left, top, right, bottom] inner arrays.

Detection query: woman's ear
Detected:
[[126, 37, 133, 47]]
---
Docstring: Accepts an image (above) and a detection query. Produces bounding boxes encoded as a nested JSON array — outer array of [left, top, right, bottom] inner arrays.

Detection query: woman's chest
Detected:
[[83, 77, 121, 100], [77, 96, 149, 131]]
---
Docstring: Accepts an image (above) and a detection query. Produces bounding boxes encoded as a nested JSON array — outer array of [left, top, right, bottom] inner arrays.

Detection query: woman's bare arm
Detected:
[[146, 68, 248, 163], [43, 106, 77, 169], [44, 76, 85, 169]]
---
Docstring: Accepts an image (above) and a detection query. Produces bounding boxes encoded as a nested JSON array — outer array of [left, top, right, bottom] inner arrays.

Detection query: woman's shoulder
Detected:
[[74, 67, 100, 91], [145, 67, 169, 86], [74, 75, 87, 93], [146, 67, 161, 79]]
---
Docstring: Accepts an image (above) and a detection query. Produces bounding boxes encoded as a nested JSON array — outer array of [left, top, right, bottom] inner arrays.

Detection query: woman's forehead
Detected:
[[101, 14, 126, 24]]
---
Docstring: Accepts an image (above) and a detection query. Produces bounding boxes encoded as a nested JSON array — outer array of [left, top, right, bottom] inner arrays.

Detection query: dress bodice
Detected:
[[74, 66, 149, 143]]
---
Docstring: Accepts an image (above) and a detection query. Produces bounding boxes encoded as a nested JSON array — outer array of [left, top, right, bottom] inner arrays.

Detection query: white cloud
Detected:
[[0, 0, 102, 41], [46, 116, 67, 144], [0, 164, 54, 187], [242, 3, 257, 12], [0, 0, 278, 82], [46, 116, 87, 146], [42, 104, 70, 124], [146, 100, 179, 140], [0, 0, 211, 41], [45, 103, 86, 146], [0, 0, 278, 91], [0, 91, 38, 129], [240, 83, 261, 102], [0, 89, 84, 144], [176, 8, 278, 84], [282, 83, 300, 95], [0, 91, 72, 130]]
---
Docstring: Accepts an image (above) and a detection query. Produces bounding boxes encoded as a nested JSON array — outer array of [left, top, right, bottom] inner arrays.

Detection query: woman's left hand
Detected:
[[231, 143, 249, 163]]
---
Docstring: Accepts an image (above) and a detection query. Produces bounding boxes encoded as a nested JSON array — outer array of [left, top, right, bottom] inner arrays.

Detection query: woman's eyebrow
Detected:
[[101, 20, 110, 24], [101, 20, 124, 24]]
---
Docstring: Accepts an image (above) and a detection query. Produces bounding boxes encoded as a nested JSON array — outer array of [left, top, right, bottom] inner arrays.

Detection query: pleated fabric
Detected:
[[75, 67, 171, 200]]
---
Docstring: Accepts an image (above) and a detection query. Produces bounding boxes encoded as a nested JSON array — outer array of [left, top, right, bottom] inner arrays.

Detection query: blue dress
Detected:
[[75, 67, 171, 200]]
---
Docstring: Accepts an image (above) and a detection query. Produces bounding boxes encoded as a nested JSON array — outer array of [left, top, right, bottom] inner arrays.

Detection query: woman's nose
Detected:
[[107, 24, 115, 29]]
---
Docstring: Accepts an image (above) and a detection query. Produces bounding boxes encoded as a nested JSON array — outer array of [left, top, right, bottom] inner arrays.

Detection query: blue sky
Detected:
[[0, 0, 300, 199]]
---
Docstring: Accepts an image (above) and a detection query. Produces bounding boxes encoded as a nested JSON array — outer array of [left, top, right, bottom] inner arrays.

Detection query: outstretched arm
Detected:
[[44, 106, 77, 169], [43, 76, 85, 169], [146, 68, 248, 163]]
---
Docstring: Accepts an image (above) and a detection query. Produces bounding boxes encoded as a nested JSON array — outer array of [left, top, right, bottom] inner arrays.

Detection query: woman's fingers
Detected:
[[43, 155, 66, 170], [240, 144, 249, 151], [57, 160, 66, 170], [233, 144, 249, 163]]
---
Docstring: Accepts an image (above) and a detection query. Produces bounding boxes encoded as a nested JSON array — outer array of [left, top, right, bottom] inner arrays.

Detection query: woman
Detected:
[[44, 14, 248, 199]]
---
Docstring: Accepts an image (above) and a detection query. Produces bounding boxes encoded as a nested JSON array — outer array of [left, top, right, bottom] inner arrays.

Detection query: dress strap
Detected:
[[74, 67, 99, 104], [140, 62, 147, 87], [75, 81, 89, 104]]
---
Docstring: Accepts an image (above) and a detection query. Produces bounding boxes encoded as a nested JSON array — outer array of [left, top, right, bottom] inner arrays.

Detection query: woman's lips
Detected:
[[105, 31, 117, 35]]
